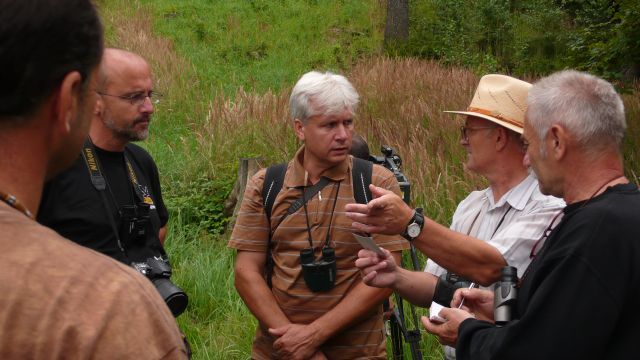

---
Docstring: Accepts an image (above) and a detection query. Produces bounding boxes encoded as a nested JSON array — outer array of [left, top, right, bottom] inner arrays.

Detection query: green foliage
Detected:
[[398, 0, 639, 81], [137, 0, 385, 96], [166, 174, 234, 235], [562, 0, 640, 81]]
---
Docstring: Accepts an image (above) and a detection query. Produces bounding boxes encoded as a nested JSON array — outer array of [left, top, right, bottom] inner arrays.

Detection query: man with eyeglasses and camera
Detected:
[[229, 71, 409, 359], [39, 48, 189, 318], [347, 74, 564, 359], [0, 1, 187, 358]]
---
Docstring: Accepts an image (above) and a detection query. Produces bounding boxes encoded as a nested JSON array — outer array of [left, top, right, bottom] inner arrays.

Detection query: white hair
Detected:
[[527, 70, 626, 154], [289, 71, 359, 123]]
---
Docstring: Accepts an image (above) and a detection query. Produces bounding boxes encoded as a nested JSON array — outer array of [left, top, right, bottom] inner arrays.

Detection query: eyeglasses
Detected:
[[460, 125, 497, 141], [96, 91, 162, 107]]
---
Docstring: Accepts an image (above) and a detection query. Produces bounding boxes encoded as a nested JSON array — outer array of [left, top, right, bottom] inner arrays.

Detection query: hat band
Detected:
[[467, 107, 522, 129]]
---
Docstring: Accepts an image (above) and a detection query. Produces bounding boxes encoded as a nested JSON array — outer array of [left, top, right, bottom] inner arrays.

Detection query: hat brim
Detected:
[[444, 110, 523, 134]]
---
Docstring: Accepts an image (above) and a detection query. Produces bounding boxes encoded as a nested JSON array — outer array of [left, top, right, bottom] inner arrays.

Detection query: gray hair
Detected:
[[289, 71, 359, 123], [527, 70, 626, 154]]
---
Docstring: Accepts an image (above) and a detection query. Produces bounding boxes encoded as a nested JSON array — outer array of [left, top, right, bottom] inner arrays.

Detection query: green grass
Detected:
[[95, 1, 640, 359]]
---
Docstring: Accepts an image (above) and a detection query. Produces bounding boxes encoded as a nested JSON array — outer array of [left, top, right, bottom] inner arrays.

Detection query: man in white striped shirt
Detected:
[[347, 74, 564, 358]]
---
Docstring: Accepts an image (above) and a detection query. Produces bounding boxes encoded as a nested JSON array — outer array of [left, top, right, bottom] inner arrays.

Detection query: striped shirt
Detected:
[[229, 147, 409, 359]]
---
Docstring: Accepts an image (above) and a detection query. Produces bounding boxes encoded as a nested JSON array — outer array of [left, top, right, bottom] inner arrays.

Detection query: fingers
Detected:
[[344, 202, 369, 214], [268, 325, 289, 338], [369, 184, 393, 198]]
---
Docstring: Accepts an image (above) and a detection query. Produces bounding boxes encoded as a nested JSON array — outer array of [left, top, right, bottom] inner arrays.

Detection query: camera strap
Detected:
[[81, 138, 127, 257]]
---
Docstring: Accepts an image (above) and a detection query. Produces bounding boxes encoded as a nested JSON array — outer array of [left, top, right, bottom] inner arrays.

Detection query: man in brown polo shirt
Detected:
[[229, 71, 408, 359]]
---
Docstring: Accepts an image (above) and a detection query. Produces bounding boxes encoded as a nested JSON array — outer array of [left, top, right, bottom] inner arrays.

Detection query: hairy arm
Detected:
[[415, 219, 506, 286]]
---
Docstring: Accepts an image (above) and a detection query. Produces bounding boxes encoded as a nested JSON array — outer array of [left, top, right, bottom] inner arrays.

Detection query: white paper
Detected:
[[352, 233, 385, 256], [429, 301, 447, 323]]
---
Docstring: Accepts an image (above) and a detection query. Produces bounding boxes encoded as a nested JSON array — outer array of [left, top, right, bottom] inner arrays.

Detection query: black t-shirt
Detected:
[[457, 183, 640, 359], [38, 143, 169, 265]]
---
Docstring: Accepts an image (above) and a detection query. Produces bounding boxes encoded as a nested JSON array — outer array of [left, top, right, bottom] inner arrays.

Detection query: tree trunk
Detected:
[[384, 0, 409, 44]]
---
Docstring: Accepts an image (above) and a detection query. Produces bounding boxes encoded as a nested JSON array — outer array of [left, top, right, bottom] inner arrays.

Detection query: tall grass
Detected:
[[96, 1, 640, 359]]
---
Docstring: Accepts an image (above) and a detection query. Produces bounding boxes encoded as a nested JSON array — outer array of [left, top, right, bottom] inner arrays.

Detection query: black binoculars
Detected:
[[300, 246, 336, 292]]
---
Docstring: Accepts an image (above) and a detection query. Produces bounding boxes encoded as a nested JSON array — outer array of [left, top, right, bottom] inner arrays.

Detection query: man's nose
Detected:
[[140, 96, 154, 114], [335, 123, 348, 140]]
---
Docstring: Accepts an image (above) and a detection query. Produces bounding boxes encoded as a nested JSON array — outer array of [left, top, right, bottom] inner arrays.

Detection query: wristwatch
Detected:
[[403, 207, 424, 241]]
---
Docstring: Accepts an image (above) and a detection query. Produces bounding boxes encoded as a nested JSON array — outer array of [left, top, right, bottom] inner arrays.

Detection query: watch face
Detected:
[[408, 223, 421, 238]]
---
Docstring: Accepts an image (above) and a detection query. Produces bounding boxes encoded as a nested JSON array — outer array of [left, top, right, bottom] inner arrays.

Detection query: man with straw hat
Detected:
[[346, 74, 564, 358], [424, 70, 640, 359]]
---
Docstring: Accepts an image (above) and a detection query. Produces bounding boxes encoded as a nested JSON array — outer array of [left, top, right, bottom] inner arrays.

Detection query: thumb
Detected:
[[268, 325, 288, 337], [369, 184, 392, 199]]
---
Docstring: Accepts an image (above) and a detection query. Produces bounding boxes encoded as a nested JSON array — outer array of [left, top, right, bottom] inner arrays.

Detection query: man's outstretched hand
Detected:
[[345, 184, 413, 235]]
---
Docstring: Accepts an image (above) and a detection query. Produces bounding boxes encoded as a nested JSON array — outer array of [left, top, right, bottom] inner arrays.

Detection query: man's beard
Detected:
[[104, 115, 150, 142]]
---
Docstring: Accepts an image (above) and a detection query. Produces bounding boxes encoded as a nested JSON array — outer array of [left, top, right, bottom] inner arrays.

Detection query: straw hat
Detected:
[[445, 74, 532, 134]]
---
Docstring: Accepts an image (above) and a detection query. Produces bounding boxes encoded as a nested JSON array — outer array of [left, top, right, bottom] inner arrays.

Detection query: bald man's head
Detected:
[[98, 48, 150, 91]]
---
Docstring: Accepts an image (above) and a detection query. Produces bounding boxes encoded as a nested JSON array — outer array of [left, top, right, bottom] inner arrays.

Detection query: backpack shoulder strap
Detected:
[[262, 162, 287, 222], [351, 157, 373, 204]]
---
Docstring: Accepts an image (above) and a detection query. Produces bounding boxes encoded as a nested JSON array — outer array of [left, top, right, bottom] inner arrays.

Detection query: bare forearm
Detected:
[[158, 225, 167, 246], [235, 267, 290, 329], [414, 219, 506, 286], [393, 268, 438, 307], [311, 282, 392, 343]]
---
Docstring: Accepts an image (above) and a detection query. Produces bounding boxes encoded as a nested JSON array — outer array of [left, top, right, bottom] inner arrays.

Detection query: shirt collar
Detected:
[[284, 145, 351, 188], [485, 173, 538, 211]]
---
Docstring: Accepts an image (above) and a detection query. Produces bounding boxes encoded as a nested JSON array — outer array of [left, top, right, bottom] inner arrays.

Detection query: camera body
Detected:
[[300, 246, 336, 292], [121, 202, 188, 317], [369, 146, 411, 204], [494, 266, 518, 325], [132, 257, 189, 317]]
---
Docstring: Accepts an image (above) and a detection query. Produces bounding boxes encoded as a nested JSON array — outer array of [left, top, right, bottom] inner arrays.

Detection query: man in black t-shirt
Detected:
[[38, 49, 184, 313], [420, 70, 640, 359]]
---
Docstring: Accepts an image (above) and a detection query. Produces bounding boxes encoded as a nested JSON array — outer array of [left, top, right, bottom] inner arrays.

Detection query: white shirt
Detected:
[[425, 173, 565, 278], [425, 173, 564, 360]]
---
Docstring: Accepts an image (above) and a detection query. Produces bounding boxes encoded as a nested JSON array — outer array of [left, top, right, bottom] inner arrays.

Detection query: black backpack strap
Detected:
[[261, 163, 287, 288], [263, 163, 287, 221], [351, 157, 373, 204]]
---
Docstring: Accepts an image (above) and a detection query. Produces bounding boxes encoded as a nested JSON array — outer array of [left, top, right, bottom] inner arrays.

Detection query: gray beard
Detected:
[[104, 117, 149, 142]]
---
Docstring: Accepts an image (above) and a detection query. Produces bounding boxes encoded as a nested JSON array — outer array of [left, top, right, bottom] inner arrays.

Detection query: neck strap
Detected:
[[0, 190, 32, 218]]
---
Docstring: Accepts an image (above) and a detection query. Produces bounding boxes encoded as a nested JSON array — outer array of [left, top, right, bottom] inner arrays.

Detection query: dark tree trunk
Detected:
[[384, 0, 409, 44]]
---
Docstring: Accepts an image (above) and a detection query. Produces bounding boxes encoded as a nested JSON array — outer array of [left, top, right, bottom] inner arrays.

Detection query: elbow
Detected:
[[475, 263, 505, 287]]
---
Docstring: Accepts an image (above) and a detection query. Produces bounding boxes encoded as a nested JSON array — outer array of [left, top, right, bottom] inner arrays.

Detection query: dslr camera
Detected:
[[121, 202, 189, 317], [300, 246, 336, 292], [370, 146, 411, 204], [132, 257, 189, 317]]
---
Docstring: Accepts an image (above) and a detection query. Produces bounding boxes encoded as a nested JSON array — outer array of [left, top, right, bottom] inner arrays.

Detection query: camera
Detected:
[[132, 257, 189, 317], [120, 202, 150, 245], [122, 202, 188, 317], [494, 266, 518, 325], [300, 246, 336, 292], [433, 272, 472, 306], [370, 146, 411, 204]]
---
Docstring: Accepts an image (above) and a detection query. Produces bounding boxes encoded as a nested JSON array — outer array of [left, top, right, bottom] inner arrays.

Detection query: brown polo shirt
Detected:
[[229, 146, 409, 359]]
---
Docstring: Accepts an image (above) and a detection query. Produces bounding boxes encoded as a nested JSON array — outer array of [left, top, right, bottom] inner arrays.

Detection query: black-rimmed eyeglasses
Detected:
[[96, 91, 162, 107]]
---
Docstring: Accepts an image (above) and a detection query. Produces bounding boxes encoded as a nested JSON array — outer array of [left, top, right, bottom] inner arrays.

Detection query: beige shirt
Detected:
[[229, 148, 409, 359], [0, 202, 188, 359]]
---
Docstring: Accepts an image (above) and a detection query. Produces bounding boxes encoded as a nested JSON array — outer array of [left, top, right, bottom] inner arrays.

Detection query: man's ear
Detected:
[[494, 127, 509, 151], [548, 125, 567, 160], [94, 96, 104, 117], [293, 118, 305, 141], [52, 71, 83, 135]]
